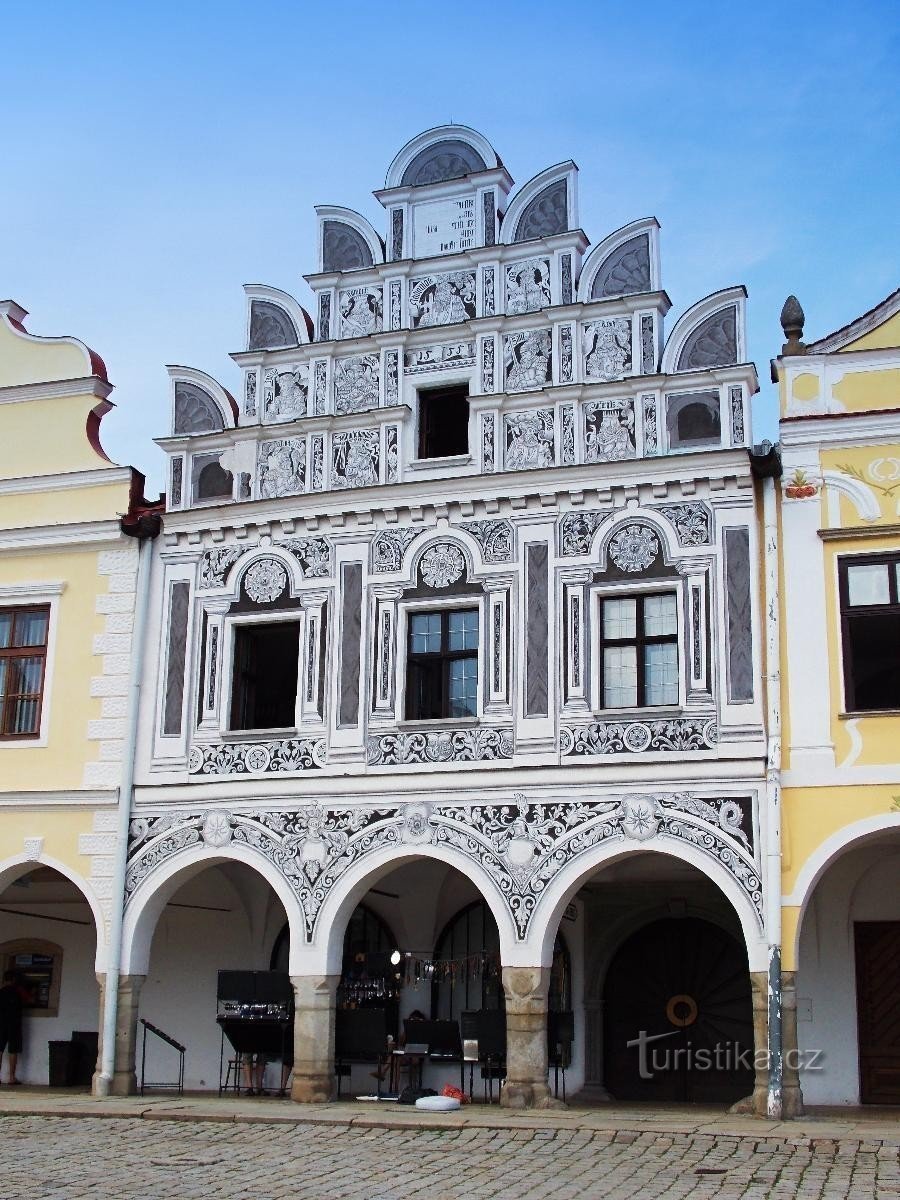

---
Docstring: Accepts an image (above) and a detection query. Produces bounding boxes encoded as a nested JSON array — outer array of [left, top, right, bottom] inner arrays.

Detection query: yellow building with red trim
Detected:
[[774, 289, 900, 1106], [0, 300, 153, 1085]]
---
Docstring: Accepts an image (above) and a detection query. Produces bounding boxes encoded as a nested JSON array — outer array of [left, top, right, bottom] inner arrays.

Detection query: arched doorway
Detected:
[[603, 917, 753, 1103], [0, 864, 100, 1086], [795, 826, 900, 1105]]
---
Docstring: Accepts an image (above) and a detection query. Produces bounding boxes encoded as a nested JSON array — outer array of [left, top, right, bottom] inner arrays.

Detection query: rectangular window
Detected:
[[839, 555, 900, 712], [418, 385, 470, 459], [599, 593, 678, 708], [0, 606, 50, 738], [406, 608, 479, 720], [230, 622, 301, 731]]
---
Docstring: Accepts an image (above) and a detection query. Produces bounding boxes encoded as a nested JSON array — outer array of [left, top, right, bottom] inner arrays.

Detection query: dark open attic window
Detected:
[[418, 385, 470, 459], [196, 460, 234, 501], [230, 622, 301, 731]]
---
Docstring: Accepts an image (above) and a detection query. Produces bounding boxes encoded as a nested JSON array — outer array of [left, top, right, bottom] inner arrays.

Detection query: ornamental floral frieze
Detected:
[[559, 509, 612, 557], [560, 716, 718, 756], [198, 538, 332, 591], [650, 501, 713, 546], [366, 727, 514, 766], [458, 519, 515, 563], [124, 788, 761, 942], [187, 737, 326, 776]]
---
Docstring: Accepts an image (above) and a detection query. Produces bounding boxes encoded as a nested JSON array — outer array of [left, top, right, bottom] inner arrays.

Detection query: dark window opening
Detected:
[[677, 401, 720, 443], [599, 593, 679, 708], [196, 461, 234, 500], [230, 622, 300, 730], [666, 392, 721, 451], [418, 385, 469, 459], [0, 606, 49, 738], [406, 608, 478, 720], [840, 556, 900, 712]]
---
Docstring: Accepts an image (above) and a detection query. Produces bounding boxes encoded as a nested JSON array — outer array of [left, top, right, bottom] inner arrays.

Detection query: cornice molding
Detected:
[[0, 520, 127, 553], [0, 376, 113, 405], [0, 466, 133, 497]]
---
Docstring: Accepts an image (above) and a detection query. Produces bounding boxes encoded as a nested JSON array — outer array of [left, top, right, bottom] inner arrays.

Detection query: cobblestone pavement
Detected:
[[2, 1115, 898, 1200]]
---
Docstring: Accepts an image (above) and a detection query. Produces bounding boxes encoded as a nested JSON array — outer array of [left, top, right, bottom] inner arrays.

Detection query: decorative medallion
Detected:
[[608, 524, 659, 573], [244, 559, 288, 604], [420, 543, 466, 588], [201, 811, 233, 848]]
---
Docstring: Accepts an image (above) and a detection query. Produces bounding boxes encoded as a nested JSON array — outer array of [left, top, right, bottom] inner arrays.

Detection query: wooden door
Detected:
[[603, 917, 754, 1103], [855, 922, 900, 1104]]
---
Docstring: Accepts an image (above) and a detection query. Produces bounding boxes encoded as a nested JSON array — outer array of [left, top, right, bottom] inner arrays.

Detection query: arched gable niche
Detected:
[[591, 234, 651, 299], [514, 179, 568, 242], [661, 288, 747, 376], [248, 301, 299, 350], [174, 381, 225, 435], [677, 306, 738, 371], [322, 220, 374, 272], [384, 126, 499, 191], [401, 139, 488, 187]]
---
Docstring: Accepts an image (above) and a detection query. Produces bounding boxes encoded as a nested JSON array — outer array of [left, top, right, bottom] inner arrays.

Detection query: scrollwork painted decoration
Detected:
[[124, 785, 761, 944]]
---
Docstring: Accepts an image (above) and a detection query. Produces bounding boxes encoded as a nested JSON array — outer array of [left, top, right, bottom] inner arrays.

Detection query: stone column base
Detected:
[[499, 967, 566, 1110], [93, 973, 145, 1097], [289, 974, 339, 1104]]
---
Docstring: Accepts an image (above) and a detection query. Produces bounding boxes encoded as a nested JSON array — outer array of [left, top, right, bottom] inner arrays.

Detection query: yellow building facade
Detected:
[[774, 289, 900, 1107], [0, 300, 153, 1086]]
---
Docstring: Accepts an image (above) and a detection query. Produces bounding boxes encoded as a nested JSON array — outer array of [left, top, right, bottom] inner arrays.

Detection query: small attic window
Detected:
[[665, 391, 721, 452], [193, 456, 234, 502], [418, 385, 470, 460]]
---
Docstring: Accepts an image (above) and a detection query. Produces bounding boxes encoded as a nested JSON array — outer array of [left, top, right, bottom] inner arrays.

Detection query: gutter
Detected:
[[95, 508, 160, 1096], [755, 445, 784, 1119]]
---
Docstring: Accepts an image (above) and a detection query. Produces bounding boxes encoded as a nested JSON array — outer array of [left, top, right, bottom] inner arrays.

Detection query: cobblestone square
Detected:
[[2, 1115, 898, 1200]]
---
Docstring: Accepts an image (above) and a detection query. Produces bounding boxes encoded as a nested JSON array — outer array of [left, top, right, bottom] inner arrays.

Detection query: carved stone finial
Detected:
[[780, 295, 806, 356]]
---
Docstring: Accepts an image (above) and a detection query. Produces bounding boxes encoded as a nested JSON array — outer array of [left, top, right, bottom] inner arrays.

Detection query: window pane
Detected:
[[644, 594, 677, 637], [407, 658, 444, 720], [847, 564, 890, 606], [14, 610, 49, 647], [0, 613, 11, 649], [410, 612, 442, 654], [448, 609, 479, 651], [603, 599, 636, 640], [449, 656, 478, 717], [645, 642, 679, 705], [10, 697, 40, 735], [603, 644, 637, 707], [0, 659, 6, 699], [847, 613, 900, 710], [11, 656, 44, 695]]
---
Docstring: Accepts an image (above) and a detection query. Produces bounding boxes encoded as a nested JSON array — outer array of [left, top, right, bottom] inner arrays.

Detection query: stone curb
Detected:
[[0, 1098, 898, 1148]]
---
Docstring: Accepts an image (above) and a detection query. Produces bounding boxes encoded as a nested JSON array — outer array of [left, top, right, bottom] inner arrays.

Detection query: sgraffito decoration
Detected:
[[124, 787, 761, 942]]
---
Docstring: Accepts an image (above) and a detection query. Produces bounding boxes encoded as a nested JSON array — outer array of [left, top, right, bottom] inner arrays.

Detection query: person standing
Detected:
[[0, 970, 24, 1085]]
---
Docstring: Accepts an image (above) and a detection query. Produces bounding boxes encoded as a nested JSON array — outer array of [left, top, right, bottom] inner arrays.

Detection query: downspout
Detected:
[[96, 512, 159, 1096], [762, 469, 783, 1119]]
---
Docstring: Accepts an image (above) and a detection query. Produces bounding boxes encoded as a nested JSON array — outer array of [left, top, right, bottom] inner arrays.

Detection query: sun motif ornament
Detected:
[[420, 543, 466, 588], [244, 559, 288, 603], [201, 810, 233, 848], [401, 803, 434, 845], [619, 795, 660, 841], [608, 524, 659, 573], [243, 744, 272, 773]]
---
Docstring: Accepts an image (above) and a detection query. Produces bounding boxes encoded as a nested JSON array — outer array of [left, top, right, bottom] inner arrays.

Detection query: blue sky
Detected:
[[4, 1, 898, 494]]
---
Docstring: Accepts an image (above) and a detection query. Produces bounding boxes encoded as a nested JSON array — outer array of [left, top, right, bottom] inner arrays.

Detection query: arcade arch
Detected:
[[0, 862, 101, 1086], [794, 824, 900, 1106]]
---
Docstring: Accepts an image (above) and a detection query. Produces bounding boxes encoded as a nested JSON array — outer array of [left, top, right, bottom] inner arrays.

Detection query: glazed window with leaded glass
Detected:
[[405, 608, 479, 720], [599, 593, 679, 709], [0, 606, 50, 738], [839, 555, 900, 712]]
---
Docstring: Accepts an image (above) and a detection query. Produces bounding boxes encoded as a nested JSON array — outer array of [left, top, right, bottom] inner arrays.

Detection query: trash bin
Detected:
[[48, 1040, 74, 1087], [71, 1031, 99, 1086]]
